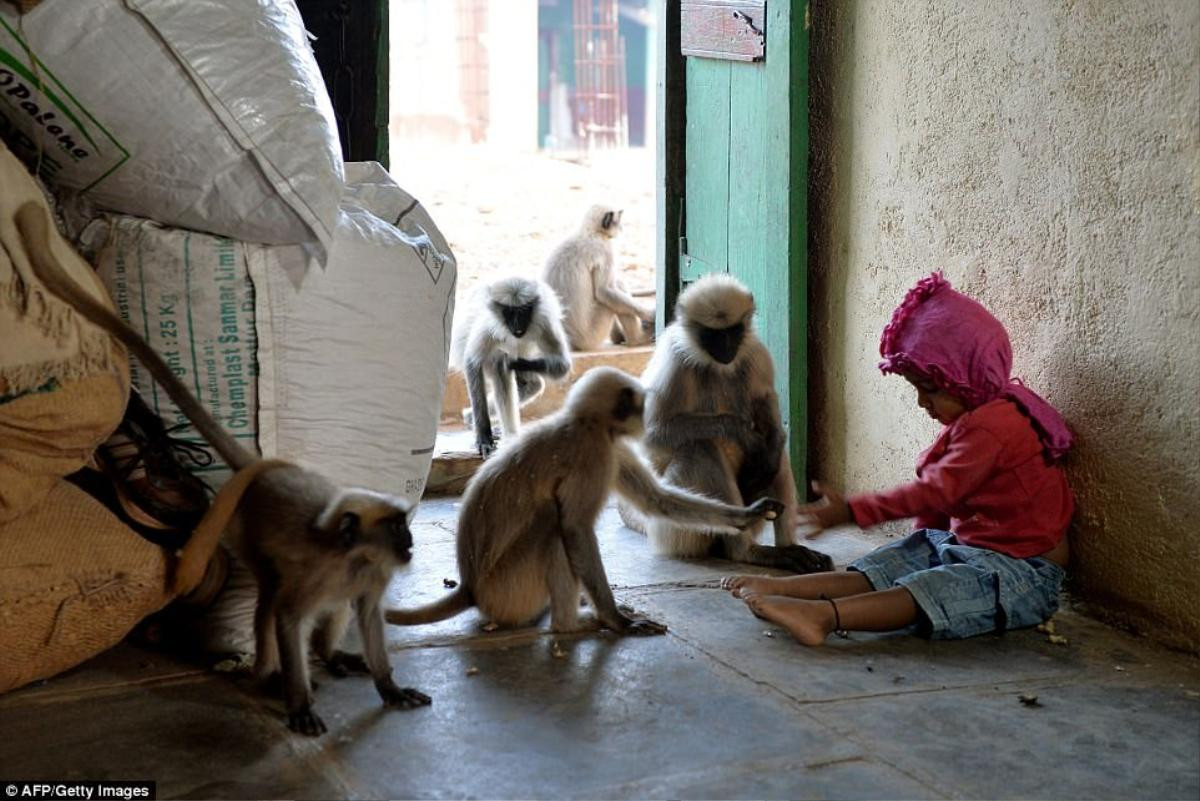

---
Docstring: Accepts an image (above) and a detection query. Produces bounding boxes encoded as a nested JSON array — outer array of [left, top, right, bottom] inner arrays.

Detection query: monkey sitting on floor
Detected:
[[452, 275, 572, 457], [16, 202, 430, 737], [386, 367, 785, 635], [619, 273, 834, 574], [542, 205, 655, 351]]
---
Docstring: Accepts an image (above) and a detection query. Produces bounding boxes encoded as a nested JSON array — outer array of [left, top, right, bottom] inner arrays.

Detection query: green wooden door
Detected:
[[657, 0, 809, 489]]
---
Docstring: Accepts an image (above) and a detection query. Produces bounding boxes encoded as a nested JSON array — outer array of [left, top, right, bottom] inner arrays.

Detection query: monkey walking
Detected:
[[620, 274, 834, 574], [16, 202, 430, 737], [542, 205, 655, 352], [386, 367, 785, 635], [452, 276, 572, 457]]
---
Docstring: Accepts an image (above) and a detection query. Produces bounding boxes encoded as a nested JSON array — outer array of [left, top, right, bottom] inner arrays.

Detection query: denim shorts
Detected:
[[848, 529, 1065, 640]]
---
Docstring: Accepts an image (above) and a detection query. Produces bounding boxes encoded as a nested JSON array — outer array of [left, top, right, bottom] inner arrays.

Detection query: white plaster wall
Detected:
[[808, 0, 1200, 650]]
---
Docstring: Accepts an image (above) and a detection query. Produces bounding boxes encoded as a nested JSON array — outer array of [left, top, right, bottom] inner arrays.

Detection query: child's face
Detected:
[[904, 373, 966, 425]]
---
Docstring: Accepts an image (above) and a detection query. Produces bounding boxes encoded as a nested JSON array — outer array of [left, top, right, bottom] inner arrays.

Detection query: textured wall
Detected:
[[808, 1, 1200, 650]]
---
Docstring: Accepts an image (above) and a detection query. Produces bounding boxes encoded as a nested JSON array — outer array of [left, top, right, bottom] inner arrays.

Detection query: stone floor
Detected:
[[2, 498, 1198, 800]]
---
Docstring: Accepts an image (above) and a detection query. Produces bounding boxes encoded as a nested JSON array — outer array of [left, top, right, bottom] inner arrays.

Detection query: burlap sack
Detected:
[[0, 481, 170, 693], [0, 141, 129, 523]]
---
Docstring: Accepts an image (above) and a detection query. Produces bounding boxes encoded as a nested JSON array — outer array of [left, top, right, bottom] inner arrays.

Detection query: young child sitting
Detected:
[[723, 273, 1075, 645]]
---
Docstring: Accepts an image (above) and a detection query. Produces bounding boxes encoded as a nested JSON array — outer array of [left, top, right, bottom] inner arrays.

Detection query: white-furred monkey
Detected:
[[542, 205, 655, 351], [386, 367, 784, 635], [620, 274, 834, 573], [451, 276, 571, 457]]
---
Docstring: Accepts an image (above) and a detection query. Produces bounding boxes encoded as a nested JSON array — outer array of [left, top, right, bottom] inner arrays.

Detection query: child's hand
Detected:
[[794, 481, 854, 537]]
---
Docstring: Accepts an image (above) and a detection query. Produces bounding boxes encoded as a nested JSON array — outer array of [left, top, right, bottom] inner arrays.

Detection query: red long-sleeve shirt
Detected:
[[848, 399, 1074, 558]]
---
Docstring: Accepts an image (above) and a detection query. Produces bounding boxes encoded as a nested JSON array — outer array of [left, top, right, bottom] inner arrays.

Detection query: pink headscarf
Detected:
[[878, 272, 1073, 460]]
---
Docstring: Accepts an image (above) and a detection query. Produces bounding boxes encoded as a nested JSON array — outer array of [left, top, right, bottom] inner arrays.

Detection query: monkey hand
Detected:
[[287, 706, 328, 737], [746, 497, 787, 523]]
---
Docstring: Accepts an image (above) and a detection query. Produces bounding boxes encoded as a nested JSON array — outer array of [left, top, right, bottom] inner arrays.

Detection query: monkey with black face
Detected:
[[620, 274, 833, 574], [16, 202, 430, 737], [542, 205, 655, 351], [452, 276, 571, 457], [386, 367, 784, 634]]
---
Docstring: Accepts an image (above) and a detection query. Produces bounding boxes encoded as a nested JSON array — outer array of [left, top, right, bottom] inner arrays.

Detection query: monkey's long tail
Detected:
[[171, 458, 292, 596], [15, 202, 256, 472], [384, 587, 472, 625]]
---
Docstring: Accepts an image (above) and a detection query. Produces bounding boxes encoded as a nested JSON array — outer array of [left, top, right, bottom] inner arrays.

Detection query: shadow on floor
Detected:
[[2, 498, 1197, 800]]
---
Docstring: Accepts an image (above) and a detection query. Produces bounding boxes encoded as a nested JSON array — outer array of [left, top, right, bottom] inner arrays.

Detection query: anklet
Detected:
[[820, 594, 850, 638]]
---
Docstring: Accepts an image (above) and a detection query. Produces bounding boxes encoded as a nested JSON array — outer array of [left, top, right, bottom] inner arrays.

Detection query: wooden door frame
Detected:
[[655, 0, 809, 493]]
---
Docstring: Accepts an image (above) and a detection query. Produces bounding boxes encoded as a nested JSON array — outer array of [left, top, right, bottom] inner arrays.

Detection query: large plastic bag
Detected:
[[89, 216, 259, 488], [251, 162, 457, 507], [0, 0, 342, 261]]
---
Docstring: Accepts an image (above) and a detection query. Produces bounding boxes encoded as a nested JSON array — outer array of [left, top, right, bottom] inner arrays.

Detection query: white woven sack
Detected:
[[0, 0, 342, 261], [251, 162, 457, 508]]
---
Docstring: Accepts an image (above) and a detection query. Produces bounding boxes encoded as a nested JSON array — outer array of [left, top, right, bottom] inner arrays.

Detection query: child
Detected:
[[723, 273, 1074, 645]]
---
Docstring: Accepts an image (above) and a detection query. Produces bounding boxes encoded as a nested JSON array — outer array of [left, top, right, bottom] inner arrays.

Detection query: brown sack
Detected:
[[0, 480, 170, 693], [0, 141, 129, 523]]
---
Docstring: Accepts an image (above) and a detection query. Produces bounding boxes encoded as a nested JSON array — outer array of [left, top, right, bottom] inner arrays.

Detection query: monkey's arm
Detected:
[[355, 593, 431, 708], [507, 322, 571, 378], [595, 271, 654, 321], [614, 443, 782, 532], [465, 354, 497, 456], [736, 395, 787, 500], [554, 493, 665, 636], [643, 411, 757, 452]]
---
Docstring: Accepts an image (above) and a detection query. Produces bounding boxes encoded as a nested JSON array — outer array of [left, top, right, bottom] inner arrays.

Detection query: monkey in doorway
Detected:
[[619, 273, 834, 574], [452, 276, 572, 457], [386, 367, 784, 634], [16, 202, 430, 737], [542, 205, 655, 351]]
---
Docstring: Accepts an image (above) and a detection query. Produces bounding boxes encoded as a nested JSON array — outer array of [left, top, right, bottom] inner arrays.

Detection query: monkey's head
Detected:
[[675, 273, 756, 368], [583, 205, 623, 239], [488, 276, 543, 339], [317, 490, 415, 566], [566, 366, 645, 439]]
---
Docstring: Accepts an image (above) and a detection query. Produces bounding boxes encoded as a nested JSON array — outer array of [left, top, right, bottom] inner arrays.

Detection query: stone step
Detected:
[[427, 345, 654, 496]]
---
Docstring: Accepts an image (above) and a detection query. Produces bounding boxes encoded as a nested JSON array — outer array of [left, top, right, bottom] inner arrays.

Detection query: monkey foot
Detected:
[[773, 545, 835, 574], [324, 650, 371, 678], [380, 684, 433, 708], [619, 616, 668, 636], [287, 707, 328, 737]]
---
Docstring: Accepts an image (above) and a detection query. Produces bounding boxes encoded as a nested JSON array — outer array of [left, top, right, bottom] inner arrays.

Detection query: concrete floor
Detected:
[[2, 497, 1198, 800]]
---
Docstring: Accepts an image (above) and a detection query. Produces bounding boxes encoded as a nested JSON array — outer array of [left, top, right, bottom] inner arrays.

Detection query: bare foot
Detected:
[[720, 574, 792, 598], [741, 593, 834, 646]]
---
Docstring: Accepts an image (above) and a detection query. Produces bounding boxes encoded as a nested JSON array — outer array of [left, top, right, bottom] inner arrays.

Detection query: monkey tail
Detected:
[[15, 202, 255, 472], [384, 587, 472, 625], [171, 458, 293, 596]]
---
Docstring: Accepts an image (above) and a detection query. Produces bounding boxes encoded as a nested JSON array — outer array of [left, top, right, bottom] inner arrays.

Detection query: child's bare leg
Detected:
[[721, 570, 871, 600], [742, 586, 918, 646]]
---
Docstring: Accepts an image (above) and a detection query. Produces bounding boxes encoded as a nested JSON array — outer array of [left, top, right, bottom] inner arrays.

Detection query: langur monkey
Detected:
[[15, 202, 430, 737], [541, 205, 655, 351], [620, 273, 834, 574], [452, 276, 571, 457], [386, 367, 784, 634]]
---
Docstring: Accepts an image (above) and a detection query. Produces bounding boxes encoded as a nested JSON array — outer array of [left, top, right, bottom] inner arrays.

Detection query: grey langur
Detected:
[[386, 367, 785, 634], [542, 205, 655, 351], [620, 273, 834, 574], [452, 276, 572, 457]]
